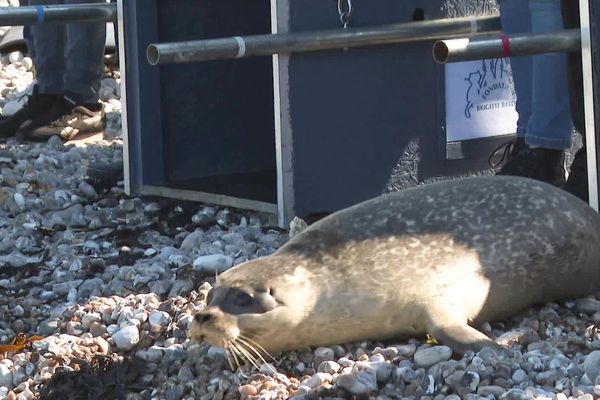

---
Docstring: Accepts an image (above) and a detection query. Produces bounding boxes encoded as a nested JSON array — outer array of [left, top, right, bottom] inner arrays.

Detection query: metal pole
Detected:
[[0, 3, 116, 26], [433, 29, 581, 63], [146, 15, 501, 66], [580, 0, 599, 211]]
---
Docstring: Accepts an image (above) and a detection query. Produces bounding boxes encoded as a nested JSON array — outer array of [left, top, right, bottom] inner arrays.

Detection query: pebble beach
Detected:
[[0, 2, 600, 400]]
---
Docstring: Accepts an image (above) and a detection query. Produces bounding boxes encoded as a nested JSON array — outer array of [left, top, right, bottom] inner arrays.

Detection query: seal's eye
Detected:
[[235, 291, 254, 307]]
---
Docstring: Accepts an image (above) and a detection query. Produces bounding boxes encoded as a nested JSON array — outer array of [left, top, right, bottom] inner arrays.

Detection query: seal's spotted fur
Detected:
[[190, 176, 600, 357]]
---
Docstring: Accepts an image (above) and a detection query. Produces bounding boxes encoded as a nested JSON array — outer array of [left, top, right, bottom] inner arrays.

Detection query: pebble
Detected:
[[112, 325, 139, 351], [584, 351, 600, 382], [317, 360, 341, 374], [337, 363, 378, 395], [576, 298, 600, 314], [148, 310, 171, 332], [8, 51, 22, 64], [397, 343, 417, 357], [94, 337, 110, 354], [413, 346, 453, 368], [304, 372, 332, 389], [0, 362, 13, 388], [314, 347, 335, 366], [191, 254, 234, 273], [477, 385, 506, 397]]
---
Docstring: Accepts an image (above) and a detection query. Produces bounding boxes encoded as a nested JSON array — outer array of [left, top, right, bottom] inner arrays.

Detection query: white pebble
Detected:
[[337, 366, 377, 395], [81, 313, 102, 329], [413, 346, 453, 368], [8, 51, 22, 64], [12, 305, 24, 317], [148, 310, 171, 333], [112, 325, 139, 351], [0, 362, 13, 388], [304, 372, 332, 388], [192, 254, 233, 273], [13, 193, 24, 208], [317, 361, 341, 374], [22, 57, 32, 71], [94, 337, 110, 354]]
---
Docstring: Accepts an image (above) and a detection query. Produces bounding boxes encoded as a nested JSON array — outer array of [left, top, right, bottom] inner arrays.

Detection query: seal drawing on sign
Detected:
[[464, 58, 514, 119]]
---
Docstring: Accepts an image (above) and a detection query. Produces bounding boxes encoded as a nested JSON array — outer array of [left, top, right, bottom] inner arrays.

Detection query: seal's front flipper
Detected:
[[427, 323, 503, 355], [424, 308, 504, 355]]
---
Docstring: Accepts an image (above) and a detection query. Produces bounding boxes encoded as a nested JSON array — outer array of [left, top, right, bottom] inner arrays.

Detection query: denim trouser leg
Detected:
[[20, 0, 34, 59], [497, 0, 532, 137], [526, 0, 572, 149], [28, 0, 105, 103], [29, 0, 65, 95], [561, 0, 585, 136], [63, 0, 106, 104]]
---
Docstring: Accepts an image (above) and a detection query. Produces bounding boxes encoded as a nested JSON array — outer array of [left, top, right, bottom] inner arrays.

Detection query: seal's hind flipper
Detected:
[[424, 307, 504, 355]]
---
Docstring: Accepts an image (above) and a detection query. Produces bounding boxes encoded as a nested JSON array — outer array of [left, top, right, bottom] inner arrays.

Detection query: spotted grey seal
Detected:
[[190, 175, 600, 359]]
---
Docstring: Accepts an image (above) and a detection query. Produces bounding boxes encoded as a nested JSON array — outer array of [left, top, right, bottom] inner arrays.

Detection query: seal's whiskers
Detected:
[[238, 334, 276, 362], [227, 342, 250, 369], [231, 341, 261, 370], [237, 336, 275, 372], [224, 343, 240, 370]]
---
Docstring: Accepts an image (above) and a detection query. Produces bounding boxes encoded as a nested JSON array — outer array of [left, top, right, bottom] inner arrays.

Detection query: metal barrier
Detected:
[[0, 3, 116, 26], [433, 29, 581, 63], [146, 15, 501, 65]]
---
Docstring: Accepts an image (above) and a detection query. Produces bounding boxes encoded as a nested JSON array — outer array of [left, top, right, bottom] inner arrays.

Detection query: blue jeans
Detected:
[[22, 0, 106, 104], [498, 0, 572, 150]]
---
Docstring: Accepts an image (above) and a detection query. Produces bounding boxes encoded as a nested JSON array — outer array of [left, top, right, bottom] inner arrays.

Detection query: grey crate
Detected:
[[120, 0, 512, 227]]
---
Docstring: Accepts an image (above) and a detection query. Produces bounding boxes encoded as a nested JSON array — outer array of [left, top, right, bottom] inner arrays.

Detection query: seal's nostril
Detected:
[[195, 313, 212, 324]]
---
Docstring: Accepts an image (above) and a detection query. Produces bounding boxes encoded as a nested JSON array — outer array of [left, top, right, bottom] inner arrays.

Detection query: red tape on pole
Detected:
[[501, 34, 511, 57]]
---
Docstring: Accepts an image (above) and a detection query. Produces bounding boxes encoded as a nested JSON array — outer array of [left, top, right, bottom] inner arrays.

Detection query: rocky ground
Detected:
[[0, 4, 599, 400]]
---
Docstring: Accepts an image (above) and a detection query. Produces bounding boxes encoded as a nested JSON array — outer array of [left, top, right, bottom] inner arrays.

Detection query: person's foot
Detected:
[[0, 85, 62, 138], [491, 139, 566, 185], [563, 147, 588, 202], [489, 137, 528, 169], [16, 97, 105, 142]]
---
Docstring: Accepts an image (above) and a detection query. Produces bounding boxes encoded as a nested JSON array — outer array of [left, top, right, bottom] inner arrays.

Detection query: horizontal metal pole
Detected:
[[147, 15, 501, 65], [0, 3, 116, 26], [433, 29, 581, 63]]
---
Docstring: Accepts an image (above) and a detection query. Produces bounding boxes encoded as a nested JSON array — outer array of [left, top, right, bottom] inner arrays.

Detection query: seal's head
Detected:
[[189, 256, 317, 355]]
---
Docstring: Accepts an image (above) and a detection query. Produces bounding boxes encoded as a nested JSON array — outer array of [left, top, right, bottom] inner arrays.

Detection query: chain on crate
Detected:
[[337, 0, 352, 28]]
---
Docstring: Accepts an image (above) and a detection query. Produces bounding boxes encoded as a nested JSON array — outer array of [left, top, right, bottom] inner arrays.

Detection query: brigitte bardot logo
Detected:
[[464, 58, 516, 119]]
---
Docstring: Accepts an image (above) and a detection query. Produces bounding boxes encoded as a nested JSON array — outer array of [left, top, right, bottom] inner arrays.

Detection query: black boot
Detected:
[[563, 147, 588, 202], [489, 137, 528, 169], [491, 138, 566, 185], [0, 85, 62, 138]]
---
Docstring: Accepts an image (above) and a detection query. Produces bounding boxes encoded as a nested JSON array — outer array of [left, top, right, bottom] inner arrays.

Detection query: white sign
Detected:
[[445, 58, 518, 142]]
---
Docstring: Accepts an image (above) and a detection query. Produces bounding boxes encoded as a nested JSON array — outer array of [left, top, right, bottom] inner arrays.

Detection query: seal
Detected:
[[189, 175, 600, 359]]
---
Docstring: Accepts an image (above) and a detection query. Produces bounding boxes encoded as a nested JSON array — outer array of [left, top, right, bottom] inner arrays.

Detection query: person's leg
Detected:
[[0, 0, 65, 137], [18, 0, 107, 141], [526, 0, 572, 150], [497, 0, 532, 138], [561, 0, 588, 201], [62, 0, 106, 104], [495, 0, 570, 185], [29, 0, 66, 96], [20, 0, 34, 58], [493, 0, 534, 174], [561, 0, 585, 135]]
